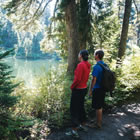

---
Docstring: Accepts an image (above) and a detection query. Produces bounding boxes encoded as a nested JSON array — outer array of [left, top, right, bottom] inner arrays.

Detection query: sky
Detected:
[[49, 0, 56, 16]]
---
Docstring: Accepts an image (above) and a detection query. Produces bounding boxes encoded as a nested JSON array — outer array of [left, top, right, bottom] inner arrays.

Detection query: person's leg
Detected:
[[70, 89, 80, 130], [96, 108, 102, 128], [91, 89, 104, 128], [95, 89, 105, 128], [66, 90, 80, 138], [79, 89, 87, 125], [75, 89, 88, 132]]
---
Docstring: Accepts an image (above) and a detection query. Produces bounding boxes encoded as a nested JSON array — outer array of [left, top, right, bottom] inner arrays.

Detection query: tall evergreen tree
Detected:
[[62, 0, 80, 73], [118, 0, 132, 60], [90, 0, 120, 62], [0, 49, 18, 138], [0, 49, 18, 108]]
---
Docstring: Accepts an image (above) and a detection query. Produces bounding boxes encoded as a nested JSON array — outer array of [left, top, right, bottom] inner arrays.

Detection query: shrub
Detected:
[[13, 64, 72, 129], [12, 56, 140, 133], [105, 56, 140, 106]]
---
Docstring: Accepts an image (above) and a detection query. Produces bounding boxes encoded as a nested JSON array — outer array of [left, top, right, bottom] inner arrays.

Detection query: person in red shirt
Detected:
[[66, 50, 91, 138]]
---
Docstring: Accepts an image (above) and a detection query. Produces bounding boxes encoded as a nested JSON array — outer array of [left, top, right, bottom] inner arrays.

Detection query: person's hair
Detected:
[[94, 49, 104, 60], [80, 50, 89, 61]]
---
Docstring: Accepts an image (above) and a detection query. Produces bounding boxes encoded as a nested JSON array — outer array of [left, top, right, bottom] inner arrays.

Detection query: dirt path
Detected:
[[46, 103, 140, 140]]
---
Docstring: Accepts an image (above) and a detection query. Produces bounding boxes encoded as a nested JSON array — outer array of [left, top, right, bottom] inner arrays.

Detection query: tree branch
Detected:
[[53, 0, 59, 18], [40, 0, 53, 16], [133, 0, 139, 15], [33, 0, 44, 18], [48, 0, 60, 38]]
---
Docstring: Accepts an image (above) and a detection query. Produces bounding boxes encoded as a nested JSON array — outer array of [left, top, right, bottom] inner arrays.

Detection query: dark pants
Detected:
[[70, 88, 87, 127]]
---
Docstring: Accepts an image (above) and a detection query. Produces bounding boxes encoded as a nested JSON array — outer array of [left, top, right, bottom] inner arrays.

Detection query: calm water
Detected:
[[4, 57, 59, 87]]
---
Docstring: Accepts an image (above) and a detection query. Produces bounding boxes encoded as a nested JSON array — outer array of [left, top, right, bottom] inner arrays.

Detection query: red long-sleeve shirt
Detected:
[[71, 61, 91, 90]]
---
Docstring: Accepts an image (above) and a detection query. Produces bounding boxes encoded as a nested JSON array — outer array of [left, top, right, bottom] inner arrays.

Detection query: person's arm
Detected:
[[71, 64, 83, 90], [89, 65, 98, 96], [89, 76, 96, 96]]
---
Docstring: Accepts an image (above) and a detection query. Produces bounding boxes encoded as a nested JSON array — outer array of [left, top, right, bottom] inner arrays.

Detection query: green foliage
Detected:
[[1, 1, 140, 138], [51, 0, 120, 61], [3, 0, 51, 33], [0, 49, 18, 108], [119, 56, 140, 92], [46, 15, 68, 58], [12, 55, 140, 130], [77, 0, 92, 48], [0, 113, 18, 139], [60, 0, 71, 9], [0, 7, 51, 60], [0, 113, 49, 140], [4, 0, 20, 14], [89, 0, 120, 63], [0, 19, 18, 49], [5, 55, 140, 139], [0, 49, 19, 139], [33, 67, 71, 128], [12, 65, 72, 129], [44, 0, 92, 58], [105, 56, 140, 105]]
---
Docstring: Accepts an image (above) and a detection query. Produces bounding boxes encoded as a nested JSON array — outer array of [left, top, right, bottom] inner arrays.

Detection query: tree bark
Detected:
[[78, 0, 90, 50], [65, 0, 80, 74], [137, 25, 140, 46], [118, 0, 132, 59]]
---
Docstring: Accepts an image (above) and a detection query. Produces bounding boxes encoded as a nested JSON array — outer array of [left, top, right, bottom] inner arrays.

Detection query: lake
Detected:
[[4, 57, 59, 87]]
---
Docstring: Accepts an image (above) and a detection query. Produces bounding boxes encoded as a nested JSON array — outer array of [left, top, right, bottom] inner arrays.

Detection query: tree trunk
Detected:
[[137, 25, 140, 46], [79, 0, 91, 50], [118, 0, 132, 59], [65, 0, 80, 74], [64, 0, 91, 74]]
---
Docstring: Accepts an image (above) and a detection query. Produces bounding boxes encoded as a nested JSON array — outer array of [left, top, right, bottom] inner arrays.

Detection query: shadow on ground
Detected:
[[46, 103, 140, 140]]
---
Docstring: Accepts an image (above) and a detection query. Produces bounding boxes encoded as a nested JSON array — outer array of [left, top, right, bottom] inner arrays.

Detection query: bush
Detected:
[[11, 56, 140, 136], [105, 56, 140, 106], [12, 64, 72, 129]]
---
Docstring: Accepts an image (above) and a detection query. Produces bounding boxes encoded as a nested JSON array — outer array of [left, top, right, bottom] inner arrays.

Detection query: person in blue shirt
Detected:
[[89, 49, 106, 128]]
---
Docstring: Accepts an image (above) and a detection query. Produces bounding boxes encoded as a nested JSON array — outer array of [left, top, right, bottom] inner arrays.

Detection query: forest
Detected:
[[0, 0, 140, 139]]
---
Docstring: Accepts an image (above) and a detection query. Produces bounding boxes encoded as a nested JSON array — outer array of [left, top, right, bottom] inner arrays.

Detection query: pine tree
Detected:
[[0, 49, 19, 138], [118, 0, 132, 59], [89, 0, 120, 62], [0, 49, 18, 109]]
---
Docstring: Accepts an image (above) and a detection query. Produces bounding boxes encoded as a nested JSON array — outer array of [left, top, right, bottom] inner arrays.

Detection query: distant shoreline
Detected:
[[5, 55, 61, 61]]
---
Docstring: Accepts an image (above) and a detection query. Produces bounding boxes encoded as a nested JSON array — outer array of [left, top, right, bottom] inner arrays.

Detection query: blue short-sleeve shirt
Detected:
[[92, 61, 105, 90]]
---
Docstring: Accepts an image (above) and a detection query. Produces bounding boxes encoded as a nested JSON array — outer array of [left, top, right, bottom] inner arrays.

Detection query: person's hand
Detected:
[[89, 90, 92, 97]]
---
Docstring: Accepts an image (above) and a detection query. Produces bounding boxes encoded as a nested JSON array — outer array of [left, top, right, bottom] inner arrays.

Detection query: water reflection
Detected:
[[5, 57, 59, 87]]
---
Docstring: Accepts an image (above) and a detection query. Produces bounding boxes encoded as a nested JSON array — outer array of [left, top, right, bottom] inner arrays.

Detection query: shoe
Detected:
[[65, 129, 79, 138], [91, 123, 102, 129], [78, 125, 88, 132], [85, 122, 102, 129]]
